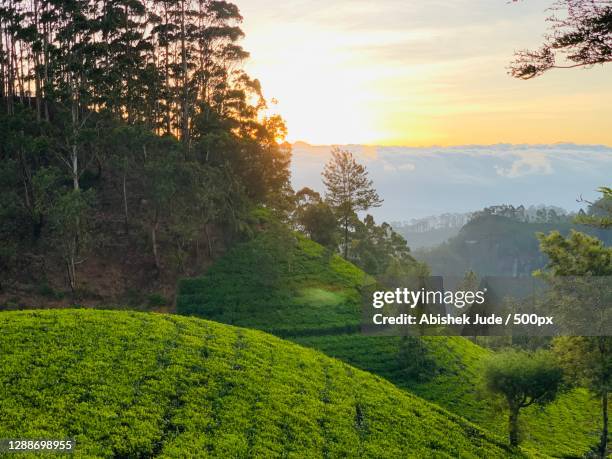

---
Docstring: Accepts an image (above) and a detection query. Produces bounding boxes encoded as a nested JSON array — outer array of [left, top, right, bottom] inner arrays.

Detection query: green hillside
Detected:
[[294, 335, 601, 458], [178, 230, 366, 336], [177, 231, 603, 457], [0, 309, 520, 458], [415, 214, 612, 277]]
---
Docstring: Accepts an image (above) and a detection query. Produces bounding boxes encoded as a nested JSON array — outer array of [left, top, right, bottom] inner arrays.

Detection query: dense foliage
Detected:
[[0, 0, 291, 294], [0, 309, 521, 458], [537, 224, 612, 457], [350, 214, 427, 277], [293, 187, 339, 248], [293, 187, 423, 277], [483, 350, 564, 446]]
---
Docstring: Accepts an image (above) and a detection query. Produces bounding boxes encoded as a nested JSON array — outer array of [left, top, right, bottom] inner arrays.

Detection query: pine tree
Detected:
[[322, 147, 382, 258]]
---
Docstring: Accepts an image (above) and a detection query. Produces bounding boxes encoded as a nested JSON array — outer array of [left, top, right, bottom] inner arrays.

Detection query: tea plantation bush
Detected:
[[178, 230, 366, 336], [0, 309, 523, 458], [295, 334, 601, 458], [177, 232, 602, 458]]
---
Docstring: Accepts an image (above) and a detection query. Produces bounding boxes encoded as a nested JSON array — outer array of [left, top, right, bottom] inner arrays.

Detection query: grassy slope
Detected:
[[178, 232, 365, 336], [177, 230, 602, 457], [294, 335, 600, 458], [0, 309, 520, 458]]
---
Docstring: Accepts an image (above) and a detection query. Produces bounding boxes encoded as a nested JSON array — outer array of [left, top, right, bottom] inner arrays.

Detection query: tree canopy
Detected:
[[510, 0, 612, 79], [0, 0, 291, 293], [322, 147, 382, 258], [484, 349, 564, 446]]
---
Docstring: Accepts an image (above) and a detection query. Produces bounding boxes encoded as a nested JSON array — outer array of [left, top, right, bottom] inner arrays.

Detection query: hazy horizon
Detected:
[[290, 142, 612, 222]]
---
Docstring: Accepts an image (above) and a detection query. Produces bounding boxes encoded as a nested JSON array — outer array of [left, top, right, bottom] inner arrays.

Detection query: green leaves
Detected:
[[483, 349, 564, 446], [484, 350, 564, 408], [0, 309, 517, 458], [537, 229, 612, 277]]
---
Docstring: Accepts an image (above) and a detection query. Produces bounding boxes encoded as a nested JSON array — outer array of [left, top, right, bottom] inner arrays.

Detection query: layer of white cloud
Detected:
[[291, 143, 612, 221]]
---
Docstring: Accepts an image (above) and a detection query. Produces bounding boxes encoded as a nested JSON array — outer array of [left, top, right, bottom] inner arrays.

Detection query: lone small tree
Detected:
[[510, 0, 612, 79], [483, 349, 564, 446], [322, 147, 382, 258]]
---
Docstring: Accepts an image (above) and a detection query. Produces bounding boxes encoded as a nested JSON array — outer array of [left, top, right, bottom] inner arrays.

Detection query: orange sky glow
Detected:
[[235, 0, 612, 146]]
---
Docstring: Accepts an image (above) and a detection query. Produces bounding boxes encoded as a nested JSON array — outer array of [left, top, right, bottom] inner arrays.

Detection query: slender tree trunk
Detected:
[[18, 146, 33, 212], [151, 212, 160, 273], [34, 59, 42, 121], [343, 216, 349, 258], [180, 0, 189, 152], [71, 144, 79, 190], [164, 7, 171, 135], [33, 0, 41, 121], [6, 27, 14, 115], [42, 2, 49, 122], [71, 84, 79, 191], [204, 223, 213, 257], [122, 164, 129, 234], [600, 390, 608, 458], [15, 37, 24, 103], [508, 407, 519, 447], [124, 3, 132, 123], [0, 19, 4, 101], [66, 237, 77, 292]]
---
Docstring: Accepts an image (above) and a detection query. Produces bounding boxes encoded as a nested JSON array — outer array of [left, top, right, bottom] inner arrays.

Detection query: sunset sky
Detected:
[[237, 0, 612, 146]]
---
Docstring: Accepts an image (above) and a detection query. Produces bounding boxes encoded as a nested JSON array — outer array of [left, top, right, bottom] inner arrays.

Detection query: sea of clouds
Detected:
[[290, 142, 612, 222]]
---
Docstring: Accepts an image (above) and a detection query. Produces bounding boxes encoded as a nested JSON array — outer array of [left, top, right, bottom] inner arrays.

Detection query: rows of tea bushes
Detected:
[[295, 334, 601, 458], [178, 231, 365, 336], [0, 309, 521, 458], [176, 231, 601, 457]]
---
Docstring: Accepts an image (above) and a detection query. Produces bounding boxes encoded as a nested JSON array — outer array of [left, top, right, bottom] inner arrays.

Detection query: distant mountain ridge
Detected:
[[414, 213, 612, 277], [391, 205, 575, 249]]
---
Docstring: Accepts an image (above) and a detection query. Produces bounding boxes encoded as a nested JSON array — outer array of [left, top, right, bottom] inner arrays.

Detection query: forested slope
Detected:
[[415, 213, 612, 277], [0, 0, 291, 307]]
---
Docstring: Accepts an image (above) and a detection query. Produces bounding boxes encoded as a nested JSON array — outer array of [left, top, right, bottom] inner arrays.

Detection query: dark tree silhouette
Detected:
[[510, 0, 612, 79]]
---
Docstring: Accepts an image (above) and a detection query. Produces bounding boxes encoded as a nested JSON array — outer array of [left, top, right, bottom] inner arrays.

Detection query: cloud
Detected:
[[382, 161, 416, 172], [494, 151, 553, 178], [291, 142, 612, 221], [398, 162, 416, 171]]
